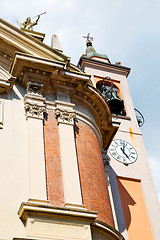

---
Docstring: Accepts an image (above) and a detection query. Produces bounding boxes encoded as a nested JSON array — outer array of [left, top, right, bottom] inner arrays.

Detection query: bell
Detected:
[[97, 82, 125, 115], [107, 88, 125, 115]]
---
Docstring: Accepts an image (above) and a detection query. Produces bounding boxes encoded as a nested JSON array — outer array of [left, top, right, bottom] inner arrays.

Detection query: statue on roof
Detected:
[[17, 12, 46, 31]]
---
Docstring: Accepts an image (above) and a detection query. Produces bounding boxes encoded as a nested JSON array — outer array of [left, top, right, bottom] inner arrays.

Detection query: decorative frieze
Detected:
[[55, 108, 75, 125]]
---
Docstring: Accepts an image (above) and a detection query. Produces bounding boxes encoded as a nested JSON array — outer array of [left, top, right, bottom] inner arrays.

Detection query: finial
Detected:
[[83, 33, 93, 47], [17, 12, 46, 31]]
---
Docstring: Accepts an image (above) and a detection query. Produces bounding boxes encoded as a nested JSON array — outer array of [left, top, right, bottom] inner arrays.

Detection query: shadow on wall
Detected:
[[74, 118, 79, 137], [116, 177, 136, 230], [106, 165, 136, 233]]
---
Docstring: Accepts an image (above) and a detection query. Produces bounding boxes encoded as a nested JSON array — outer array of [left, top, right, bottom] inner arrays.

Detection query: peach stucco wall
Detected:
[[117, 177, 154, 240]]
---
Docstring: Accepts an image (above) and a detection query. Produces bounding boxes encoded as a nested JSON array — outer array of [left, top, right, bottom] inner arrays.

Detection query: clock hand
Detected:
[[120, 147, 129, 159], [122, 141, 125, 152]]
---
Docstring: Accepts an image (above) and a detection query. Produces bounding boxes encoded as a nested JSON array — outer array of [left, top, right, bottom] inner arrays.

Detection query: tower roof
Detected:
[[83, 34, 110, 63]]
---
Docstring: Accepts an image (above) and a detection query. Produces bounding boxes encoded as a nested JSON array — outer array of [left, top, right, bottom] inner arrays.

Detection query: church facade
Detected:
[[0, 18, 159, 240]]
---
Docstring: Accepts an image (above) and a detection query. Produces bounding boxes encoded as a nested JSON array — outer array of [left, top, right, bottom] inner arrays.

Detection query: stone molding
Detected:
[[17, 200, 124, 240], [18, 200, 98, 222], [0, 66, 15, 93], [17, 200, 97, 240]]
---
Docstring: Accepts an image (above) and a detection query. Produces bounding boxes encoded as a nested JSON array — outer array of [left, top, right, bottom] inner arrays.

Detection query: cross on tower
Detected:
[[83, 33, 93, 44]]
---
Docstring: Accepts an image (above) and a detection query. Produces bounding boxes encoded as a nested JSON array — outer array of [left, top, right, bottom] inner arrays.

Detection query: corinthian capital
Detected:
[[55, 108, 75, 125], [24, 102, 46, 120]]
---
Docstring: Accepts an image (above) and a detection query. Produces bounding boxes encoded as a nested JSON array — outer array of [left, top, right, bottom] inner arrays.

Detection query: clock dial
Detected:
[[109, 139, 138, 164]]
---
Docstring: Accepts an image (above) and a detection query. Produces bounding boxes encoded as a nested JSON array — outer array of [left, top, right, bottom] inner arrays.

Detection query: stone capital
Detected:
[[24, 81, 46, 120], [24, 101, 46, 120], [55, 100, 75, 125], [55, 108, 75, 125]]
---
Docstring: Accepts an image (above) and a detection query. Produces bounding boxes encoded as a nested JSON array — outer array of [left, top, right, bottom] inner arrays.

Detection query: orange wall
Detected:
[[44, 111, 64, 207], [75, 120, 115, 227], [117, 177, 154, 240]]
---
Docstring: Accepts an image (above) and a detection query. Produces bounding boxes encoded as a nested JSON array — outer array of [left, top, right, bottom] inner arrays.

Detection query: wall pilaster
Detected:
[[55, 99, 83, 208], [24, 81, 47, 200]]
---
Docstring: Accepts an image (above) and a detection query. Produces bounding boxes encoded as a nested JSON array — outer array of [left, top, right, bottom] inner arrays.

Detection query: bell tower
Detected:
[[78, 36, 160, 240]]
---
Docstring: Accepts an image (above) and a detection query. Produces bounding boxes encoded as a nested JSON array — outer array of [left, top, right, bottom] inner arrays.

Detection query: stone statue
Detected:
[[17, 12, 46, 31], [17, 15, 40, 31]]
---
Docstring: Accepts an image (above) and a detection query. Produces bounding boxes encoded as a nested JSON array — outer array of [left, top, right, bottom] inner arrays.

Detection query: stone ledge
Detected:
[[17, 200, 98, 240], [18, 200, 98, 223]]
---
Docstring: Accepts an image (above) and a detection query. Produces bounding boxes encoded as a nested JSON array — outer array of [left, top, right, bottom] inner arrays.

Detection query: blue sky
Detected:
[[1, 0, 160, 201]]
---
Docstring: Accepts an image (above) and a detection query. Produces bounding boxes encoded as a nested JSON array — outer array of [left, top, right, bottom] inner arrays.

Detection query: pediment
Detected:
[[0, 18, 84, 77], [0, 18, 71, 71]]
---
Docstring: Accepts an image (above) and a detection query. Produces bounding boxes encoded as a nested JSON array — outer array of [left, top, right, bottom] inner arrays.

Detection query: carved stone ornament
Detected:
[[55, 108, 75, 125], [24, 102, 46, 120], [27, 81, 43, 96]]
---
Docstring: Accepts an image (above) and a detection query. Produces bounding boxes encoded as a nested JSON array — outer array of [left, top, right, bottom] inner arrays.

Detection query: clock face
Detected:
[[109, 139, 138, 164]]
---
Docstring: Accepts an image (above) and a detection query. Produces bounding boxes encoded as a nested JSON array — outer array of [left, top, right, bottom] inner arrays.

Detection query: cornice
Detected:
[[10, 52, 119, 149], [0, 18, 70, 62], [78, 56, 131, 77], [18, 200, 98, 222]]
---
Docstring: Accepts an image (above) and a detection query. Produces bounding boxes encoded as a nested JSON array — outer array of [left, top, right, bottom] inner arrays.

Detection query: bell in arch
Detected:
[[96, 77, 126, 116]]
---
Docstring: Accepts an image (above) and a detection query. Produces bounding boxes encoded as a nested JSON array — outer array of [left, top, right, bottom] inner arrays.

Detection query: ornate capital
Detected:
[[24, 80, 46, 120], [55, 108, 75, 125], [24, 102, 46, 120]]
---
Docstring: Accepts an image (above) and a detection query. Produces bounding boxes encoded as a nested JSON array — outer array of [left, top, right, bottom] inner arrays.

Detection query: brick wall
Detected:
[[74, 120, 115, 227], [43, 111, 64, 206]]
